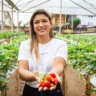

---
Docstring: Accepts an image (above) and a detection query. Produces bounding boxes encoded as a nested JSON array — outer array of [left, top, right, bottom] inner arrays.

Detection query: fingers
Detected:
[[38, 86, 49, 91], [36, 76, 41, 83], [43, 87, 48, 90], [50, 85, 56, 90], [38, 87, 43, 91], [38, 78, 41, 83], [38, 85, 57, 91], [48, 72, 61, 82]]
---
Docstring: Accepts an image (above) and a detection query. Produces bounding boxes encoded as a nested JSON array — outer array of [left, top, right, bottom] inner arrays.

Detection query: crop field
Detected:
[[0, 32, 96, 95]]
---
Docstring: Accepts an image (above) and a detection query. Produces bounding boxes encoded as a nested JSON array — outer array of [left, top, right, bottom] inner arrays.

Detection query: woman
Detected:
[[18, 9, 67, 96]]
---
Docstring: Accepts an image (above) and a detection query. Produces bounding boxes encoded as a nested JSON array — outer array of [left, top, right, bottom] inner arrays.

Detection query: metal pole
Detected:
[[17, 11, 19, 32], [65, 14, 67, 28], [3, 11, 6, 31], [1, 0, 4, 32], [71, 15, 74, 33], [59, 0, 62, 33], [11, 7, 14, 32]]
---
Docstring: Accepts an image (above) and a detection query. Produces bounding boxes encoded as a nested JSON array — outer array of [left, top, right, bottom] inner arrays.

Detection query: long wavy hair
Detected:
[[30, 9, 54, 60]]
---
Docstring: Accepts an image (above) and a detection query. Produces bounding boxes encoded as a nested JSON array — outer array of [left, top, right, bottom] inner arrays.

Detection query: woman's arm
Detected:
[[18, 60, 40, 82], [38, 57, 66, 91], [49, 57, 66, 76]]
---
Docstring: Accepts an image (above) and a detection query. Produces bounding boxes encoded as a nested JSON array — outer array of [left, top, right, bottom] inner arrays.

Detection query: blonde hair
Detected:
[[30, 9, 53, 60]]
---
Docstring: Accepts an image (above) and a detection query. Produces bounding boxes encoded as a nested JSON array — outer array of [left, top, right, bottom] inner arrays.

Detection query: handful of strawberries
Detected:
[[39, 73, 59, 88]]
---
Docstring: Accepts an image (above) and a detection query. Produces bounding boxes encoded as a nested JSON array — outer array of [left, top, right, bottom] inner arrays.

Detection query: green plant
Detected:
[[55, 34, 96, 76], [73, 18, 81, 29], [0, 35, 29, 90], [0, 32, 24, 40]]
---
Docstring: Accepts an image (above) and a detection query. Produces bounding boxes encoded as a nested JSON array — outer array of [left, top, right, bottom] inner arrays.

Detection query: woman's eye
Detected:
[[43, 20, 47, 22], [34, 22, 39, 24], [34, 20, 47, 24]]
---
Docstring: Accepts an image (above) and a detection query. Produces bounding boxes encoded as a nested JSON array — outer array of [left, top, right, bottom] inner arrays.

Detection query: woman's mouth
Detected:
[[38, 28, 46, 32]]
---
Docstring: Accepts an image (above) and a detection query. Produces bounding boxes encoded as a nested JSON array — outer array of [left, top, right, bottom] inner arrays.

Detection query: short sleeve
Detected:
[[17, 41, 28, 61], [54, 41, 68, 61]]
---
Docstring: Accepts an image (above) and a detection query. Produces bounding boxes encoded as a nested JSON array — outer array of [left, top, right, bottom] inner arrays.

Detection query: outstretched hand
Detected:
[[38, 84, 57, 91], [38, 72, 60, 91]]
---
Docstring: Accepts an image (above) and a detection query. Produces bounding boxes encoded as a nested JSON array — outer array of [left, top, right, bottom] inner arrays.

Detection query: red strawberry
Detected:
[[49, 73, 56, 78], [44, 81, 51, 88], [54, 78, 58, 85], [45, 74, 54, 82], [39, 81, 45, 87]]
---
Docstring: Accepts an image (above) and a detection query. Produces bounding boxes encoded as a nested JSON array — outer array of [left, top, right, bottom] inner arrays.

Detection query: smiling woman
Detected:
[[18, 9, 68, 96]]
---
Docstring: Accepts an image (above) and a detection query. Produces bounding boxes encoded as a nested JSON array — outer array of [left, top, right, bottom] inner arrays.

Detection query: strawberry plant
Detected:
[[0, 32, 24, 40], [0, 35, 29, 90], [56, 33, 96, 95], [56, 33, 96, 76]]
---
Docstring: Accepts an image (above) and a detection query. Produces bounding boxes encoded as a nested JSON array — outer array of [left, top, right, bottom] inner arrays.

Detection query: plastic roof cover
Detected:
[[0, 0, 96, 15], [0, 0, 96, 25]]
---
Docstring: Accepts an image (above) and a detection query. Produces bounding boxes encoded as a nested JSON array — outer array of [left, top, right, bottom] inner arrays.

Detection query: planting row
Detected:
[[0, 32, 96, 91]]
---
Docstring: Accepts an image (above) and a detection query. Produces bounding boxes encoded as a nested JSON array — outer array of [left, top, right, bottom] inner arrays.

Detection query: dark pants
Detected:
[[22, 83, 64, 96]]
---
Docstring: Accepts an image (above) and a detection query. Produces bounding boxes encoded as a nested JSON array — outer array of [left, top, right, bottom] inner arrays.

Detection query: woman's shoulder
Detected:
[[53, 38, 67, 45], [20, 39, 30, 46]]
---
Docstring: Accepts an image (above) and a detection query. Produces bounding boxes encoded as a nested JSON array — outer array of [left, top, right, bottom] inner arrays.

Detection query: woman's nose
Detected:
[[39, 22, 43, 26]]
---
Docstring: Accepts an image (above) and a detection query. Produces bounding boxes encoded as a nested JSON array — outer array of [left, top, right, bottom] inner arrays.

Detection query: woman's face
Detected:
[[33, 14, 52, 37]]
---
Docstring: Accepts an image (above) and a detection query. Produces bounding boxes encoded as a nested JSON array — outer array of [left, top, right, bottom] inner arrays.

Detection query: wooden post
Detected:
[[17, 11, 19, 32], [83, 74, 91, 96], [0, 91, 1, 96], [71, 15, 74, 33], [59, 0, 62, 33], [11, 7, 14, 32], [1, 0, 4, 32], [16, 70, 20, 96], [61, 68, 67, 96], [1, 90, 5, 96]]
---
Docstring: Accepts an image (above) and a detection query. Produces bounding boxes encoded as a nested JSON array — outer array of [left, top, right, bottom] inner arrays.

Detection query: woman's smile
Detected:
[[38, 27, 46, 32]]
